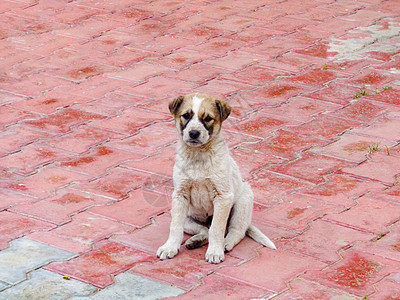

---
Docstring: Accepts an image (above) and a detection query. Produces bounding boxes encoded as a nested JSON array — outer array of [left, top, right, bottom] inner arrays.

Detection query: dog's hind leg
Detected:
[[184, 217, 209, 249], [224, 183, 253, 252]]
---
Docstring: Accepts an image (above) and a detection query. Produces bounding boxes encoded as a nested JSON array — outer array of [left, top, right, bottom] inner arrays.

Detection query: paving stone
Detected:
[[287, 114, 362, 140], [0, 189, 36, 211], [216, 248, 326, 293], [39, 125, 125, 154], [9, 189, 112, 225], [107, 124, 176, 155], [170, 273, 274, 299], [250, 170, 314, 206], [89, 188, 170, 227], [371, 275, 400, 300], [302, 250, 400, 297], [230, 148, 285, 181], [46, 240, 157, 288], [324, 196, 400, 234], [59, 145, 143, 176], [0, 238, 76, 286], [253, 193, 344, 231], [277, 219, 374, 264], [132, 249, 241, 291], [350, 112, 400, 142], [110, 213, 172, 255], [355, 221, 400, 262], [0, 211, 52, 251], [0, 269, 97, 299], [232, 110, 299, 138], [220, 65, 290, 86], [28, 212, 134, 254], [297, 174, 384, 208], [56, 77, 130, 100], [9, 90, 92, 115], [0, 144, 74, 175], [243, 129, 329, 160], [310, 132, 393, 163], [118, 76, 197, 100], [268, 152, 354, 184], [71, 272, 184, 299], [234, 80, 308, 109], [260, 96, 342, 123], [72, 167, 161, 200], [0, 106, 38, 130], [121, 145, 175, 178], [0, 167, 93, 198], [24, 108, 107, 134], [341, 152, 400, 184], [274, 278, 359, 300]]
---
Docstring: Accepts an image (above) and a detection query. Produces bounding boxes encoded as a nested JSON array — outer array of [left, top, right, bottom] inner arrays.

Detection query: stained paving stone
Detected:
[[0, 238, 76, 287], [302, 250, 400, 297], [9, 189, 112, 225], [253, 193, 344, 232], [0, 269, 97, 299], [309, 132, 394, 163], [274, 278, 359, 299], [46, 240, 157, 289], [0, 211, 53, 251]]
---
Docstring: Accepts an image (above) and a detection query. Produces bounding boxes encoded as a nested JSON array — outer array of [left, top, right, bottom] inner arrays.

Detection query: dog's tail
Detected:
[[246, 224, 277, 250]]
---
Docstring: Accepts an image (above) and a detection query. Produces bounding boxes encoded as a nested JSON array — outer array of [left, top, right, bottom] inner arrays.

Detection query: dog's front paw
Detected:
[[156, 244, 179, 260], [205, 247, 225, 264]]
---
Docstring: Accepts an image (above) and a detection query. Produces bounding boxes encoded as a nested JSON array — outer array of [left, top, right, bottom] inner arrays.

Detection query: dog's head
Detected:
[[169, 93, 231, 147]]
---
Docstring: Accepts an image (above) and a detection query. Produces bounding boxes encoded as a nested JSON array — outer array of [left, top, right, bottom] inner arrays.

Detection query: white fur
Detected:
[[181, 95, 210, 146]]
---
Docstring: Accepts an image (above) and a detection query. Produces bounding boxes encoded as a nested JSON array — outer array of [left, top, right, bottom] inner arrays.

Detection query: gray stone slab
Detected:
[[72, 272, 185, 300], [0, 281, 9, 291], [0, 269, 97, 299], [0, 238, 76, 285]]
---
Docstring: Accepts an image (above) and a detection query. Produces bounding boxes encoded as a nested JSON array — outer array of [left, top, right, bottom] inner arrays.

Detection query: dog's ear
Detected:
[[215, 99, 231, 121], [169, 96, 184, 116]]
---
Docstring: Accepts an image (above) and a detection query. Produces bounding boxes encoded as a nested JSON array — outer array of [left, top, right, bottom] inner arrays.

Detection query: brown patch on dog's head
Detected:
[[169, 94, 231, 147]]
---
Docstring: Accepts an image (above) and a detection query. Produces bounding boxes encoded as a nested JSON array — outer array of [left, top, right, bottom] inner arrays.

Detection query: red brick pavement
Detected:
[[1, 0, 400, 298]]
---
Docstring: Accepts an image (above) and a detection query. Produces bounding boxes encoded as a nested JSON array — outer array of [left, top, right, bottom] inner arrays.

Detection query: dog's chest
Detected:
[[188, 179, 216, 219]]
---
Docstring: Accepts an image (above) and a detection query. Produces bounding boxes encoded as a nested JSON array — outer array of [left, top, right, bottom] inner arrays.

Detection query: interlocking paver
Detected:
[[28, 212, 134, 254], [1, 0, 400, 298], [0, 238, 76, 287], [72, 272, 184, 299], [323, 196, 400, 234], [0, 211, 52, 251], [0, 269, 97, 299], [216, 247, 326, 293], [46, 240, 156, 288], [302, 250, 400, 297]]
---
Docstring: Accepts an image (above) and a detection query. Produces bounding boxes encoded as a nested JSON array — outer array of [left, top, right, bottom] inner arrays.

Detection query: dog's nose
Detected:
[[189, 130, 200, 139]]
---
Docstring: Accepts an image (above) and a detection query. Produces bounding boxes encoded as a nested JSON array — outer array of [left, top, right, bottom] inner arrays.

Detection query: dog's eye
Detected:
[[204, 116, 213, 122], [182, 113, 191, 120]]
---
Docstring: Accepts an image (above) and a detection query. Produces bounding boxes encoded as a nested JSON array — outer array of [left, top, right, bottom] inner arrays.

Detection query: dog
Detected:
[[157, 93, 276, 264]]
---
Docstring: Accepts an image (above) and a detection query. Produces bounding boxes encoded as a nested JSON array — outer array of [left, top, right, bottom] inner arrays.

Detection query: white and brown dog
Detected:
[[157, 93, 276, 264]]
